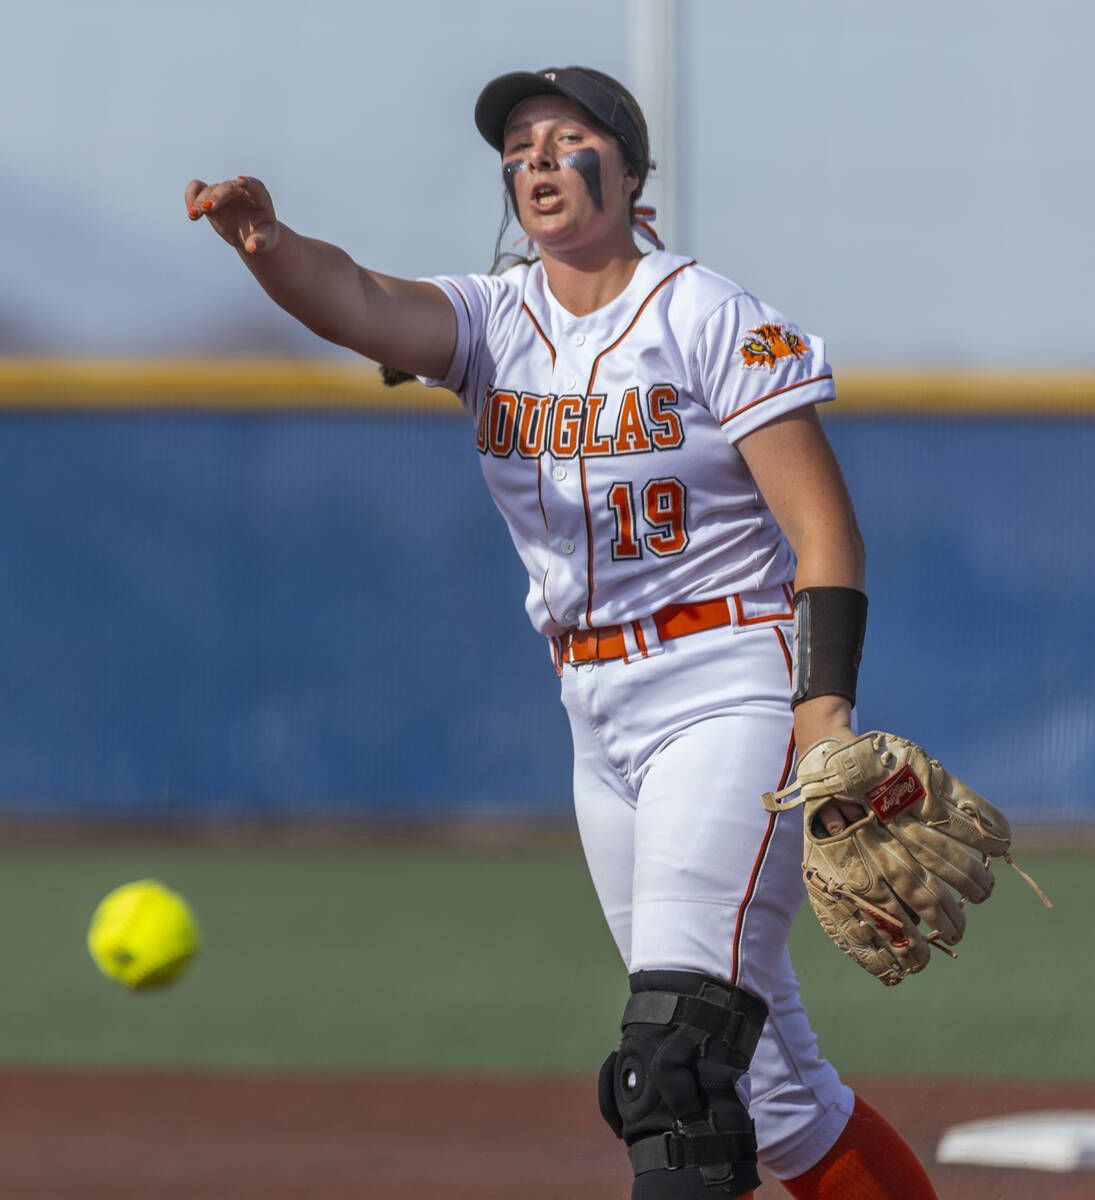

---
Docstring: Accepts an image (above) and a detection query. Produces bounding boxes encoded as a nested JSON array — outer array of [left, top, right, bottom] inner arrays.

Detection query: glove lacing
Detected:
[[805, 871, 961, 968], [952, 801, 1053, 909]]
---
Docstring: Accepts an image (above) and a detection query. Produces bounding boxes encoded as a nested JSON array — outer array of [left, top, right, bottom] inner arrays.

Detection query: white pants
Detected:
[[559, 607, 853, 1179]]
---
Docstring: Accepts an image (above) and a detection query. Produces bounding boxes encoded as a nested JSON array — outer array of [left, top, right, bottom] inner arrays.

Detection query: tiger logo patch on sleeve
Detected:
[[738, 324, 810, 370]]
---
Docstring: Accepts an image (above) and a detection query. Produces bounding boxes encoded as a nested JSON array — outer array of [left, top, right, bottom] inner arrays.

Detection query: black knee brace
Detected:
[[598, 971, 768, 1198]]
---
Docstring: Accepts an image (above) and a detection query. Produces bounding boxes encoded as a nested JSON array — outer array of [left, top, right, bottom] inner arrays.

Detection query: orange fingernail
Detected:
[[237, 175, 248, 182], [188, 205, 198, 217], [247, 243, 256, 254], [201, 201, 212, 210]]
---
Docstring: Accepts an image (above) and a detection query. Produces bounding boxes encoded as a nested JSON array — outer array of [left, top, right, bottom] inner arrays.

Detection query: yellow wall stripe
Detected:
[[0, 358, 1093, 415], [829, 370, 1095, 416], [0, 358, 460, 412]]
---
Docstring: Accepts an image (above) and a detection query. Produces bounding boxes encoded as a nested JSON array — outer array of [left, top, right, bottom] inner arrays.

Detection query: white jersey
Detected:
[[420, 249, 835, 637]]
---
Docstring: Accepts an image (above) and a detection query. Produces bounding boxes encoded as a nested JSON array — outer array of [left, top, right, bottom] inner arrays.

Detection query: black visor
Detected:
[[474, 66, 646, 167]]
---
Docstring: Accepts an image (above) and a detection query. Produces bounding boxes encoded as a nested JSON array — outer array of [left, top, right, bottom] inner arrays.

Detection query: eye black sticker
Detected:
[[561, 148, 603, 210]]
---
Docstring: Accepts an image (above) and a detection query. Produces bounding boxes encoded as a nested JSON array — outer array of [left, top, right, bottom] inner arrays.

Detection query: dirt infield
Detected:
[[2, 1068, 1094, 1198]]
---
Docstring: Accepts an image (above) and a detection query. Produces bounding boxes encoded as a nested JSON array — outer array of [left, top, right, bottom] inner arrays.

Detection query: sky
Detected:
[[1, 0, 1091, 365]]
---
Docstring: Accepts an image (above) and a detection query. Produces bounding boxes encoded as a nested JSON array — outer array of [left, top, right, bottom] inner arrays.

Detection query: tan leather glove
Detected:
[[762, 731, 1049, 986]]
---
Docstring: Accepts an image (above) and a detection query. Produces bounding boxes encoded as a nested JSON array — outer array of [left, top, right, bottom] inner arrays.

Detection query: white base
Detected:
[[936, 1111, 1095, 1173]]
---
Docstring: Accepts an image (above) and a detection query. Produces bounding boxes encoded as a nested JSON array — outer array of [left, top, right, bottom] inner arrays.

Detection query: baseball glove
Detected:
[[761, 731, 1050, 986]]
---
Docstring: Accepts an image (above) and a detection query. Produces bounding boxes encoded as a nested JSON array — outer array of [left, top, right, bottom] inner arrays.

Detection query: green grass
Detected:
[[0, 848, 627, 1073], [0, 847, 1085, 1078], [788, 851, 1088, 1078]]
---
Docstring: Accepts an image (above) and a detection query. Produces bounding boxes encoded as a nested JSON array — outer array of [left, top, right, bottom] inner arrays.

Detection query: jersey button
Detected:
[[552, 465, 567, 481], [563, 375, 577, 390], [571, 332, 586, 346], [560, 539, 575, 555]]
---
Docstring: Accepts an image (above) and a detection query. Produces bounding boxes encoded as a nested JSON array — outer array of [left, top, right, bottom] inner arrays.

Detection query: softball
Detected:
[[87, 879, 201, 991]]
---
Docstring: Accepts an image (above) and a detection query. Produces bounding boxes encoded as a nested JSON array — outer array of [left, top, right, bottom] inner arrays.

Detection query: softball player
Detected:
[[187, 66, 938, 1199]]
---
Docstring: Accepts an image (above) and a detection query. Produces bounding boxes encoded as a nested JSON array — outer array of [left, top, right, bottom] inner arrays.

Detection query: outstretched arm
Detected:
[[185, 175, 456, 381]]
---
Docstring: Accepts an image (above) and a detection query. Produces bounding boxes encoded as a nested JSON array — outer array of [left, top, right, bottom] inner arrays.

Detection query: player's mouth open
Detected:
[[531, 185, 562, 210]]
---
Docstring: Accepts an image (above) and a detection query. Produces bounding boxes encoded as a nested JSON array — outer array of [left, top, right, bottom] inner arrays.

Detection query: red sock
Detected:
[[780, 1094, 937, 1200]]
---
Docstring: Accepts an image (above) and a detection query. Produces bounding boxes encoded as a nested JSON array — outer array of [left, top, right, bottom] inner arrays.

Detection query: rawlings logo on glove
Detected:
[[762, 731, 1051, 986], [866, 766, 924, 821]]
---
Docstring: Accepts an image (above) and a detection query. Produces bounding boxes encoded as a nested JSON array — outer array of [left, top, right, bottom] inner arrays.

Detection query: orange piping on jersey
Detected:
[[777, 729, 796, 787], [732, 591, 794, 627], [729, 634, 795, 986], [537, 460, 560, 627], [541, 569, 554, 627], [586, 262, 698, 395], [774, 624, 794, 681], [522, 304, 556, 367], [538, 466, 558, 618], [730, 809, 780, 986], [718, 373, 835, 426], [579, 260, 699, 625], [536, 457, 549, 532], [579, 459, 597, 624]]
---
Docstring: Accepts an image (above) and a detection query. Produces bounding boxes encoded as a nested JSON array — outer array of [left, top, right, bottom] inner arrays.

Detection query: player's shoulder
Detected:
[[421, 263, 536, 341], [682, 258, 783, 317], [672, 256, 748, 300], [651, 253, 751, 319], [425, 264, 521, 306], [673, 258, 807, 343], [649, 254, 768, 346]]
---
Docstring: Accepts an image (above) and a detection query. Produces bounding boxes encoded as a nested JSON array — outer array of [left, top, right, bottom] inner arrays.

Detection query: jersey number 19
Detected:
[[607, 477, 689, 560]]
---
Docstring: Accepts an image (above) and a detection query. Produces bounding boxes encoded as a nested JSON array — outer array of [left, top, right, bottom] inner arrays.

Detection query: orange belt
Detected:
[[560, 597, 734, 665]]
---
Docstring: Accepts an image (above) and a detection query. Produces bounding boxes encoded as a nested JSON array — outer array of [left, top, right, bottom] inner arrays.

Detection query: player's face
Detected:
[[501, 96, 638, 257]]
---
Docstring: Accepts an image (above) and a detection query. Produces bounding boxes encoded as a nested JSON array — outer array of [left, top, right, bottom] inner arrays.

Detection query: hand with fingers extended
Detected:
[[185, 175, 278, 256], [179, 168, 458, 379]]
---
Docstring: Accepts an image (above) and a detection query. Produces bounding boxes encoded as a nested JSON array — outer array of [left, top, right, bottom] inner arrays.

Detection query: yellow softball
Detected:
[[87, 879, 201, 991]]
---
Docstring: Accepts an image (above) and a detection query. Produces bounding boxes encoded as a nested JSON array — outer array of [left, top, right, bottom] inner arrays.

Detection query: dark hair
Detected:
[[379, 364, 415, 387]]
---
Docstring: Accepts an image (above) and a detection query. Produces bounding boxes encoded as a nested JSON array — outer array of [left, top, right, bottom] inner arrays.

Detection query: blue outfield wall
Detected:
[[0, 408, 1092, 824]]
